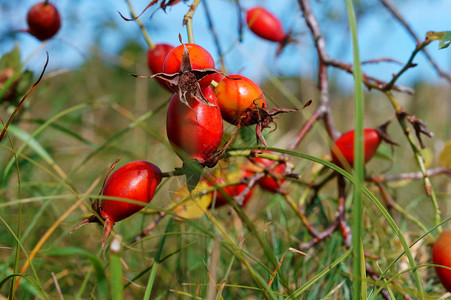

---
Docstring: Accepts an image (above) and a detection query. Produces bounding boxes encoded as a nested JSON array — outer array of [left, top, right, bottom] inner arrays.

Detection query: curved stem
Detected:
[[124, 0, 155, 49], [385, 91, 442, 233], [183, 0, 202, 43]]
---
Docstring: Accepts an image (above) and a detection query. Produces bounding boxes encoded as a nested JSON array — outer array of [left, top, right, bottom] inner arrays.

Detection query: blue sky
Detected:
[[2, 0, 450, 90]]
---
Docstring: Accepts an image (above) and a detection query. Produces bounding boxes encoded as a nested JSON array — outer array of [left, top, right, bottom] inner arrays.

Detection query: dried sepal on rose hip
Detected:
[[70, 160, 162, 250], [132, 34, 225, 109], [147, 44, 175, 91], [214, 74, 304, 147]]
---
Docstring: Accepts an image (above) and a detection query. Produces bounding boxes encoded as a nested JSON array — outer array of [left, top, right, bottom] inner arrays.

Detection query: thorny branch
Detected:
[[292, 0, 448, 297]]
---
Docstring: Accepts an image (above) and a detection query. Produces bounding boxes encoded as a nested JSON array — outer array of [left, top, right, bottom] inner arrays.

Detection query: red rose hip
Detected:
[[433, 231, 451, 292], [208, 168, 254, 208], [70, 160, 162, 249], [147, 44, 175, 91], [214, 74, 267, 125], [163, 43, 215, 89], [246, 6, 285, 43], [331, 129, 382, 169], [26, 1, 61, 41], [166, 85, 223, 164]]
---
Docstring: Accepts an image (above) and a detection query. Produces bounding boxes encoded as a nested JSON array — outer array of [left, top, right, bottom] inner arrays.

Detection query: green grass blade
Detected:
[[229, 147, 423, 297], [286, 248, 352, 299], [45, 247, 109, 300], [0, 273, 47, 299], [343, 0, 365, 298], [143, 263, 158, 300], [0, 215, 43, 297], [109, 237, 124, 300]]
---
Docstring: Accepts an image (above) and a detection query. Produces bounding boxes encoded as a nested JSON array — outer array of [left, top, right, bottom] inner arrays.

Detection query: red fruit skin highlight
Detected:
[[331, 129, 382, 169], [27, 2, 61, 41], [246, 6, 285, 42], [100, 161, 162, 222]]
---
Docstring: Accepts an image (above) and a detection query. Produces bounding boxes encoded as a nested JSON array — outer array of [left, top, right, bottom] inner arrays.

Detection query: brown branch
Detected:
[[337, 175, 351, 246], [131, 212, 166, 244], [370, 167, 451, 183], [297, 0, 339, 141], [324, 57, 414, 94], [287, 108, 322, 150], [361, 58, 403, 65], [365, 262, 392, 300], [383, 40, 430, 91]]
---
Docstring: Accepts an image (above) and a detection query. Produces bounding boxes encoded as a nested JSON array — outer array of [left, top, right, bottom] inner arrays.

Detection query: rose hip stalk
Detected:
[[26, 1, 61, 41], [70, 160, 162, 249]]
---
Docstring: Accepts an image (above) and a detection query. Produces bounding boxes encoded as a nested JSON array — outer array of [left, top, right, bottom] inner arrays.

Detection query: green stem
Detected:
[[109, 236, 124, 300], [385, 91, 441, 233], [344, 0, 365, 298], [124, 0, 155, 49], [183, 0, 202, 43], [3, 124, 22, 299]]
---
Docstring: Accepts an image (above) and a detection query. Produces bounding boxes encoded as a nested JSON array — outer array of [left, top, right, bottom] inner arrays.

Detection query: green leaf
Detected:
[[182, 159, 203, 193], [0, 45, 21, 70], [439, 31, 451, 49], [239, 125, 257, 146], [6, 124, 55, 164], [439, 140, 451, 167], [426, 31, 451, 49]]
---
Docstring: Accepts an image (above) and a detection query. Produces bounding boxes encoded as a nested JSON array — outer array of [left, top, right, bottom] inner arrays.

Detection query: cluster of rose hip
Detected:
[[21, 1, 451, 293]]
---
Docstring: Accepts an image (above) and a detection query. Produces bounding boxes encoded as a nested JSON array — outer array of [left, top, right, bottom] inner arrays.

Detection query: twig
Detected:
[[361, 58, 403, 65], [298, 0, 339, 141], [51, 272, 64, 300], [123, 0, 155, 49], [380, 0, 451, 83], [183, 0, 202, 43], [383, 40, 430, 91], [337, 175, 351, 246], [132, 212, 166, 243], [202, 0, 225, 69], [369, 167, 451, 182], [385, 91, 442, 231], [287, 106, 323, 151], [365, 262, 392, 300]]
